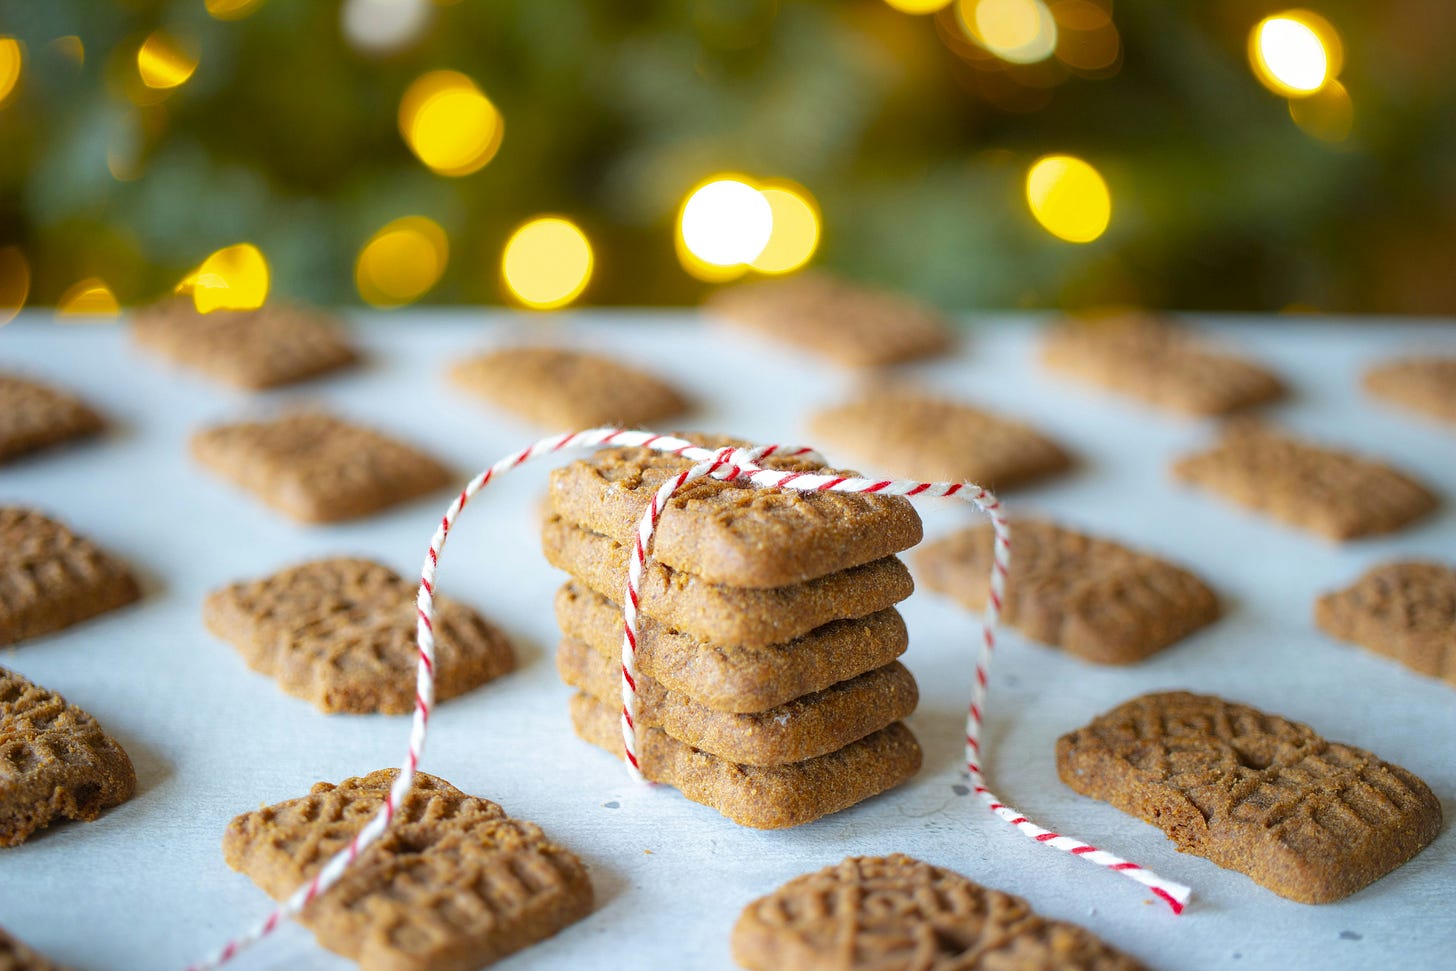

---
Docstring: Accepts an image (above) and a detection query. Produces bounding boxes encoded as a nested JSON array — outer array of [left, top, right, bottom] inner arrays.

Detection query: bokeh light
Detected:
[[959, 0, 1058, 65], [356, 216, 449, 308], [0, 247, 29, 325], [751, 183, 821, 275], [1025, 154, 1111, 243], [399, 70, 504, 176], [1289, 79, 1353, 143], [501, 216, 594, 310], [1249, 12, 1342, 97], [51, 35, 84, 67], [0, 37, 22, 106], [206, 0, 265, 21], [884, 0, 954, 13], [137, 31, 198, 90], [343, 0, 432, 54], [176, 243, 270, 312], [679, 178, 774, 269], [57, 278, 120, 318], [1051, 0, 1119, 74]]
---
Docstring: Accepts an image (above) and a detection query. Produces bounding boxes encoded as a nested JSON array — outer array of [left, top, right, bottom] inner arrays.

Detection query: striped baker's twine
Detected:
[[191, 429, 1188, 970]]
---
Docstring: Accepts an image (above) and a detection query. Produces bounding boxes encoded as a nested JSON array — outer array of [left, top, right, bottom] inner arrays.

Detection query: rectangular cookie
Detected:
[[555, 582, 908, 713], [448, 346, 690, 430], [1, 666, 137, 847], [1, 507, 140, 647], [805, 391, 1073, 489], [1056, 691, 1442, 903], [190, 411, 452, 523], [0, 927, 72, 971], [130, 298, 357, 390], [546, 434, 922, 588], [1364, 357, 1456, 425], [558, 637, 917, 765], [1171, 423, 1439, 540], [915, 519, 1219, 664], [570, 692, 921, 829], [0, 374, 105, 465], [541, 515, 914, 648], [1315, 562, 1456, 687], [706, 272, 954, 367], [204, 557, 515, 714], [1039, 315, 1285, 416], [223, 769, 592, 971]]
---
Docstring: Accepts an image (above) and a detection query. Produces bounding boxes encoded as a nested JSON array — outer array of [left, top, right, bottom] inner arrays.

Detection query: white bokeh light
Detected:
[[679, 179, 774, 267]]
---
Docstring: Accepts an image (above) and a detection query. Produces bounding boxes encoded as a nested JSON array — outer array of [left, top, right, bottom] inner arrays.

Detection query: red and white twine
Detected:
[[191, 428, 1190, 969]]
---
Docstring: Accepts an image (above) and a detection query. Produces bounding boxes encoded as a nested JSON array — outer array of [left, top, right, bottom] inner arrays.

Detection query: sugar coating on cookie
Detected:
[[1364, 357, 1456, 425], [190, 411, 452, 523], [731, 854, 1147, 971], [1057, 691, 1442, 903], [1171, 422, 1438, 540], [0, 508, 140, 648], [1039, 315, 1285, 417], [916, 519, 1218, 664], [1316, 561, 1456, 687], [448, 346, 690, 430], [130, 299, 357, 390], [0, 667, 137, 848], [205, 558, 515, 714], [806, 392, 1073, 491], [0, 374, 105, 466], [706, 272, 954, 367], [222, 769, 593, 971]]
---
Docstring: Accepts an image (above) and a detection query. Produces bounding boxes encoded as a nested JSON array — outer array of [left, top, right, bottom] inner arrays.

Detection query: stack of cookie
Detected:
[[541, 437, 926, 829]]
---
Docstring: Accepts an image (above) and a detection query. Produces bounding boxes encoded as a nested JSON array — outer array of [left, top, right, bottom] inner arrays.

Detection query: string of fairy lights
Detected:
[[0, 1, 1350, 322]]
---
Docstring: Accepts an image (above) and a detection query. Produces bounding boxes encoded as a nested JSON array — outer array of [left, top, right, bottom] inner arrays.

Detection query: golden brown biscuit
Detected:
[[1315, 561, 1456, 687], [0, 374, 105, 465], [1364, 357, 1456, 426], [0, 927, 72, 971]]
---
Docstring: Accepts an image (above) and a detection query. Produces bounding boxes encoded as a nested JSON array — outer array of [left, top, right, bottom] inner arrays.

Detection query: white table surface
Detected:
[[1, 310, 1453, 971]]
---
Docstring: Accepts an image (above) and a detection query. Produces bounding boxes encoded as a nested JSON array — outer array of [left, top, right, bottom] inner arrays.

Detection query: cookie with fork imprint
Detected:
[[1056, 691, 1442, 903], [0, 374, 105, 466], [1315, 561, 1456, 688], [1, 666, 136, 848], [732, 854, 1147, 971], [222, 769, 593, 971], [204, 557, 515, 714]]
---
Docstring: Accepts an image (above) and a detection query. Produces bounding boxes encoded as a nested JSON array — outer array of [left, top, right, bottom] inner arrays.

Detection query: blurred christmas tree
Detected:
[[1, 0, 1453, 314]]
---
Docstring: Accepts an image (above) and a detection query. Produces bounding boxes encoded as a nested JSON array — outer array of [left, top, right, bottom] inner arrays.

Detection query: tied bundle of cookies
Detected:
[[541, 436, 926, 828]]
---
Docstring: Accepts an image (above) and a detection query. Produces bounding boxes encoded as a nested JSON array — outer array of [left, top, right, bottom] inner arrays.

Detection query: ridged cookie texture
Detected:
[[1057, 691, 1442, 903], [223, 770, 593, 971], [0, 374, 104, 466], [1315, 561, 1456, 687], [732, 854, 1147, 971]]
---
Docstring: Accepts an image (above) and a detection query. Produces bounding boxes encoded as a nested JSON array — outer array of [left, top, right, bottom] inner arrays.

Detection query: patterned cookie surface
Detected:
[[559, 637, 917, 765], [1040, 316, 1285, 416], [0, 666, 136, 847], [448, 346, 690, 430], [0, 375, 105, 466], [707, 272, 953, 367], [1171, 423, 1438, 540], [555, 582, 908, 713], [570, 693, 920, 830], [542, 516, 915, 648], [223, 769, 593, 971], [1057, 691, 1442, 903], [130, 299, 357, 390], [205, 558, 514, 714], [0, 508, 140, 647], [1364, 357, 1456, 425], [191, 411, 452, 523], [1315, 562, 1456, 687], [0, 928, 72, 971], [732, 854, 1146, 971], [915, 520, 1218, 664], [806, 392, 1073, 490], [547, 434, 922, 588]]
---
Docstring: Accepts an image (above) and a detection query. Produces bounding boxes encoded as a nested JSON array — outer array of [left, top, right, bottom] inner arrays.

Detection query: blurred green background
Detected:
[[1, 0, 1454, 314]]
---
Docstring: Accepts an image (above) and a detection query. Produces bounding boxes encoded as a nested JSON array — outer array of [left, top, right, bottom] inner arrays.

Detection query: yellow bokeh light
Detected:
[[0, 37, 22, 106], [883, 0, 953, 13], [751, 183, 821, 275], [176, 243, 270, 312], [1289, 78, 1353, 143], [137, 31, 197, 90], [57, 278, 121, 318], [206, 0, 265, 20], [399, 71, 504, 177], [1249, 12, 1342, 97], [356, 216, 449, 308], [0, 247, 29, 326], [678, 176, 774, 272], [1025, 154, 1111, 243], [501, 216, 593, 310], [51, 35, 84, 67], [959, 0, 1058, 65]]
